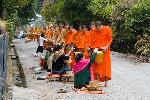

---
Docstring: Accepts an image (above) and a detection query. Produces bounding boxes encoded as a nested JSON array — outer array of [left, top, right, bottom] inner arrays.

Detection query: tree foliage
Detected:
[[124, 0, 150, 36], [41, 0, 64, 22], [41, 0, 97, 24], [62, 0, 94, 24], [111, 3, 134, 53], [1, 0, 41, 41], [0, 0, 5, 18], [4, 0, 41, 23], [5, 0, 31, 17], [112, 0, 150, 54], [88, 0, 118, 24], [135, 34, 150, 57], [18, 0, 41, 24]]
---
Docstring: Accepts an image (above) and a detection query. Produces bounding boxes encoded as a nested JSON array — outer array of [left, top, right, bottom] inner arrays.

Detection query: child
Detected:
[[34, 32, 47, 56]]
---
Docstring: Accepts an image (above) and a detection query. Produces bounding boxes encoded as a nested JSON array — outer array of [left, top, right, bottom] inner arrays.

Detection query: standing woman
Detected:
[[72, 52, 97, 89]]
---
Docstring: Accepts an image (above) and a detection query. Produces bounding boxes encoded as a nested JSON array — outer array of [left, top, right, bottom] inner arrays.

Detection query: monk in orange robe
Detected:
[[91, 21, 112, 87], [64, 26, 78, 67], [65, 32, 70, 45], [29, 28, 34, 40], [70, 27, 78, 67], [82, 25, 91, 58], [27, 28, 31, 40], [46, 26, 52, 39], [36, 28, 41, 42], [90, 22, 98, 49], [42, 27, 49, 49], [34, 28, 38, 40], [33, 28, 37, 41], [73, 26, 85, 51], [88, 22, 97, 58], [65, 26, 77, 45]]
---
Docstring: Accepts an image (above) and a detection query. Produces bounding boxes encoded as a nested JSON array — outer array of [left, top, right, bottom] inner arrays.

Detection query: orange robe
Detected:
[[28, 28, 34, 40], [73, 31, 85, 49], [64, 29, 77, 67], [84, 31, 91, 58], [90, 29, 100, 49], [65, 31, 76, 45], [70, 30, 78, 67], [92, 26, 113, 82], [89, 28, 97, 49], [42, 30, 48, 49], [46, 29, 52, 39], [70, 52, 76, 68], [33, 28, 37, 41], [27, 30, 30, 39], [60, 29, 66, 43], [36, 29, 41, 42], [84, 31, 91, 48]]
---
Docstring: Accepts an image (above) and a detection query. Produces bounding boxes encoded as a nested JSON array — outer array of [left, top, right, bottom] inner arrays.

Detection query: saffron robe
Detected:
[[73, 31, 85, 49], [92, 26, 113, 82], [84, 31, 91, 58], [65, 31, 74, 45]]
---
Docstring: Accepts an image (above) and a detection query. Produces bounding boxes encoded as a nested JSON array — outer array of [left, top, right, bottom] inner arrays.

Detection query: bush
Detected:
[[135, 34, 150, 57], [112, 0, 150, 55], [124, 0, 150, 36], [88, 0, 118, 24], [111, 3, 135, 53]]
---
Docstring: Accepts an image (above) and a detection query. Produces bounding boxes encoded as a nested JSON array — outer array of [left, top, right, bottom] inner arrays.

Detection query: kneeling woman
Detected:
[[72, 52, 96, 89]]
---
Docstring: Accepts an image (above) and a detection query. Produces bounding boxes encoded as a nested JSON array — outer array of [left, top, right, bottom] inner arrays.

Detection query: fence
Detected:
[[0, 34, 8, 100]]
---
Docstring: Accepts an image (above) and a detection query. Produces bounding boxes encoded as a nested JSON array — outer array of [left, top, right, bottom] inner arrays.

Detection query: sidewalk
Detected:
[[12, 39, 150, 100]]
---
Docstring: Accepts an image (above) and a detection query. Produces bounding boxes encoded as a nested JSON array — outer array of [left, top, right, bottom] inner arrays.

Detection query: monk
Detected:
[[29, 27, 34, 40], [36, 28, 41, 42], [33, 28, 37, 41], [43, 27, 49, 49], [83, 25, 91, 58], [46, 26, 52, 39], [26, 28, 31, 40], [73, 25, 85, 52], [88, 22, 97, 59], [91, 21, 112, 87], [65, 26, 77, 46], [64, 26, 78, 67], [58, 24, 66, 44], [90, 22, 98, 49]]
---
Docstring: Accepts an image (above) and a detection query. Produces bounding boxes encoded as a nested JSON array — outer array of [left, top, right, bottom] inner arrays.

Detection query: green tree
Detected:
[[18, 0, 41, 24], [0, 0, 5, 18], [41, 0, 64, 22], [62, 0, 94, 24], [112, 0, 150, 54], [5, 0, 31, 18], [111, 3, 133, 53], [88, 0, 118, 24], [124, 0, 150, 36], [2, 0, 41, 41]]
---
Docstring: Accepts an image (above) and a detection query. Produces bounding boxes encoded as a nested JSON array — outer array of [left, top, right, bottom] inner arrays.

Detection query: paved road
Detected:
[[12, 39, 150, 100]]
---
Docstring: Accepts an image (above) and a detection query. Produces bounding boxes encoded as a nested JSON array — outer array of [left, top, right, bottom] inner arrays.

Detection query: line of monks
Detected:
[[26, 21, 113, 86]]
